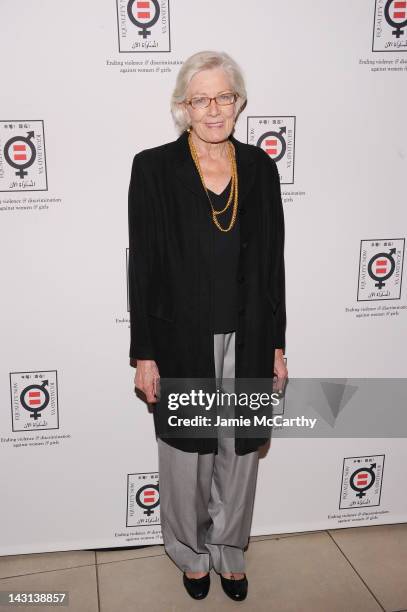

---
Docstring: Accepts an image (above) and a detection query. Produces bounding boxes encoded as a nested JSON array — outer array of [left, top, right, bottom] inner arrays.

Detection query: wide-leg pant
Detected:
[[157, 331, 260, 573]]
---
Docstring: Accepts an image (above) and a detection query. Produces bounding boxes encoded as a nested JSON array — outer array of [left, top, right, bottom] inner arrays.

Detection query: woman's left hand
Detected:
[[273, 348, 288, 393]]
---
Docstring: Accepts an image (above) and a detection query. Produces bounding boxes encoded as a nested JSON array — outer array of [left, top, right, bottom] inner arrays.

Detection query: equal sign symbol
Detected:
[[265, 139, 277, 156], [374, 259, 388, 276], [12, 143, 27, 162], [356, 471, 369, 487], [136, 1, 150, 20], [28, 390, 42, 407], [143, 489, 157, 505], [393, 0, 406, 20]]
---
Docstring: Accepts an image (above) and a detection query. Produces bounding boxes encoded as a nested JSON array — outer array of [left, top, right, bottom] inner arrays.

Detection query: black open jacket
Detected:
[[128, 129, 286, 455]]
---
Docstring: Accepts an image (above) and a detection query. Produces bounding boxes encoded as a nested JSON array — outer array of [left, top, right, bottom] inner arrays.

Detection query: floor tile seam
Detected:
[[250, 529, 328, 542], [327, 523, 407, 533], [94, 551, 100, 612], [96, 551, 167, 567], [0, 562, 97, 581], [0, 549, 167, 578], [326, 530, 386, 612]]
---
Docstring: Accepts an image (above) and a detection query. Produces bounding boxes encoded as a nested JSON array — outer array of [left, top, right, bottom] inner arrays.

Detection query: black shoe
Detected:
[[182, 572, 210, 600], [220, 573, 248, 601]]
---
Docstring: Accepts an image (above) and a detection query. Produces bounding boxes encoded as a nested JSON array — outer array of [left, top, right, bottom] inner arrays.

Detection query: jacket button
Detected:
[[238, 306, 245, 315], [240, 208, 246, 215], [242, 241, 248, 249], [237, 340, 244, 348], [237, 275, 245, 284]]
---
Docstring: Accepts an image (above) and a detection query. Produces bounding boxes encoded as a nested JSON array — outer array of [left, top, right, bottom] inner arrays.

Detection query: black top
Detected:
[[206, 179, 240, 333]]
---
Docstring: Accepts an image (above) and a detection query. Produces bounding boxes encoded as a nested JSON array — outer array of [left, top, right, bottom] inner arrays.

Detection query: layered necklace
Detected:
[[188, 129, 238, 232]]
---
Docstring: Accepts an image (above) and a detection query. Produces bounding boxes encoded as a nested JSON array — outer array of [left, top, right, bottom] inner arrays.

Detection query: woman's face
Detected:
[[182, 67, 237, 144]]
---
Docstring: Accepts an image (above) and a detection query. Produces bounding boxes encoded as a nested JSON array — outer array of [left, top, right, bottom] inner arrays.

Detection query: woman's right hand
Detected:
[[134, 360, 160, 404]]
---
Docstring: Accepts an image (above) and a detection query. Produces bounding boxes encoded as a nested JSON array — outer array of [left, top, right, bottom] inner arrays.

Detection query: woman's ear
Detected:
[[181, 103, 191, 129], [235, 98, 247, 122]]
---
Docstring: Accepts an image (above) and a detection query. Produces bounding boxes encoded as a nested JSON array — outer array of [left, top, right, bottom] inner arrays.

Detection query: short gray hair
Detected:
[[170, 50, 247, 133]]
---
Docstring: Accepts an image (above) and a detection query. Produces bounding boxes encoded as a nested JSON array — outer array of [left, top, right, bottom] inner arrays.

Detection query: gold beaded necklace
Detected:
[[187, 129, 239, 232]]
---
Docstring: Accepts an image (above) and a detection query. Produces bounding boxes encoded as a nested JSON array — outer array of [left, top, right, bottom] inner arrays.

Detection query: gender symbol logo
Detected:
[[3, 131, 36, 178], [349, 464, 377, 499], [127, 0, 160, 39], [19, 380, 50, 421], [136, 483, 160, 516], [256, 127, 287, 163], [384, 0, 407, 38], [367, 248, 396, 289]]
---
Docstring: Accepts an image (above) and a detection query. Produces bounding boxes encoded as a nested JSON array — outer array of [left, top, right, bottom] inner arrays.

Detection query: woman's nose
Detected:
[[207, 98, 220, 115]]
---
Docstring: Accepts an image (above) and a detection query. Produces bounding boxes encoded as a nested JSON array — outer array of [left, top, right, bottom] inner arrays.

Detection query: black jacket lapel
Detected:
[[173, 130, 256, 212]]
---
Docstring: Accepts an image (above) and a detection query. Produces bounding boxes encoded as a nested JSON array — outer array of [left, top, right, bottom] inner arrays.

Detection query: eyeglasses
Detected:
[[185, 92, 238, 110]]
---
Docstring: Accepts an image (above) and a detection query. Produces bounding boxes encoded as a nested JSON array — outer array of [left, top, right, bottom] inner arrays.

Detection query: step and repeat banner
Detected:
[[0, 0, 406, 555]]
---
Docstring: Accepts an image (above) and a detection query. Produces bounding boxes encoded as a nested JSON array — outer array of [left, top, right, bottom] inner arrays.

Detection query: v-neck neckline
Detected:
[[207, 177, 232, 197]]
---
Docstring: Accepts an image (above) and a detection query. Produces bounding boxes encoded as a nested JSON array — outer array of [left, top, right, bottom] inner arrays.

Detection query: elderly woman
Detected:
[[128, 50, 287, 602]]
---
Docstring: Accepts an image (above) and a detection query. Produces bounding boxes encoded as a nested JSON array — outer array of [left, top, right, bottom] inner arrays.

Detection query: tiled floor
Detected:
[[1, 524, 406, 611]]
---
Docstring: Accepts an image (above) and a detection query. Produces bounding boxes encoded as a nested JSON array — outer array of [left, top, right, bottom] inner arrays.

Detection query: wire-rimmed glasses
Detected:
[[185, 92, 238, 110]]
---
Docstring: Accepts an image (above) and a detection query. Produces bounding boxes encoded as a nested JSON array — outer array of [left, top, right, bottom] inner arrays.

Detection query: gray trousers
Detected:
[[157, 331, 260, 573]]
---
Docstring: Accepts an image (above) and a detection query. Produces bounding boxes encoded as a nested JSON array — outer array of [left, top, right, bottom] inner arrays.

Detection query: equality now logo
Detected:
[[247, 116, 296, 184], [126, 472, 160, 527], [357, 238, 405, 301], [339, 455, 385, 509], [116, 0, 171, 52], [0, 120, 47, 192], [9, 370, 59, 432], [373, 0, 407, 51]]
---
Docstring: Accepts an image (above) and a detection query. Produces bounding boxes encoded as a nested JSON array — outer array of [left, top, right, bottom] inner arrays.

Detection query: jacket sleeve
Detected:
[[266, 154, 287, 352], [128, 153, 156, 361]]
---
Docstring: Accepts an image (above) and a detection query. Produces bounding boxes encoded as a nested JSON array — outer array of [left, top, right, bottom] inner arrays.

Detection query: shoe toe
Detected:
[[220, 574, 248, 601], [182, 572, 210, 600]]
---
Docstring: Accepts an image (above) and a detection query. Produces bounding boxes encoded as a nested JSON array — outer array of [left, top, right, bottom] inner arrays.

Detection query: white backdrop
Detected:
[[0, 0, 406, 556]]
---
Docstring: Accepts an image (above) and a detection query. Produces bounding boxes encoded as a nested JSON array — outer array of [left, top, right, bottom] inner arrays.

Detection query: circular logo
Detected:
[[20, 382, 50, 420], [136, 483, 160, 516], [127, 0, 160, 39], [384, 0, 407, 38], [367, 249, 396, 289], [4, 133, 36, 178], [257, 128, 287, 163], [349, 466, 376, 498]]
